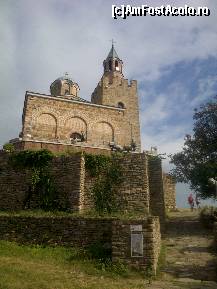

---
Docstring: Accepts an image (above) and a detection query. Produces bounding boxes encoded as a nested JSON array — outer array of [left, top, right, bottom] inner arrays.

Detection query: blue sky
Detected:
[[0, 0, 217, 207]]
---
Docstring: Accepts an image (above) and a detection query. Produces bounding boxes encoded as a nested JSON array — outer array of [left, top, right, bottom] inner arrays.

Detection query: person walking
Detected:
[[188, 193, 194, 211]]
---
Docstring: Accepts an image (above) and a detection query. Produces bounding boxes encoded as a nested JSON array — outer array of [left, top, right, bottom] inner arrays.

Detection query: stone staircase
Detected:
[[162, 210, 217, 283]]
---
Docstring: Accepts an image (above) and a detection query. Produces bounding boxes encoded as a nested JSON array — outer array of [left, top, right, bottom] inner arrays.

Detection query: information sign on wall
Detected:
[[130, 224, 143, 257]]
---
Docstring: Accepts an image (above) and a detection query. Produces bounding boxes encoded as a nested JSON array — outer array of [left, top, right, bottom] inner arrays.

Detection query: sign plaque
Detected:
[[130, 224, 143, 257]]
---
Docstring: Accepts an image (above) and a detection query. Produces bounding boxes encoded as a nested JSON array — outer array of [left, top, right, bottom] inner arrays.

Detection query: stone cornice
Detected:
[[25, 91, 125, 112]]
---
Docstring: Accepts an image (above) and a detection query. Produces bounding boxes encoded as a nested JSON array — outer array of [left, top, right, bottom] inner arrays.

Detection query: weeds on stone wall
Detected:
[[84, 154, 123, 215], [9, 149, 61, 211]]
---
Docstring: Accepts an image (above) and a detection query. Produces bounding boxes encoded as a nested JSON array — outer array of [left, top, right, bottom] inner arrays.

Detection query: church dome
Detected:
[[50, 73, 80, 98]]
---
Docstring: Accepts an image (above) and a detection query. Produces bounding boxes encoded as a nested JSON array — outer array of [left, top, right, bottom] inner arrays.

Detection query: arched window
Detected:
[[109, 60, 112, 71], [65, 117, 87, 141], [117, 102, 125, 109], [70, 132, 85, 143], [115, 60, 118, 68], [65, 90, 69, 95]]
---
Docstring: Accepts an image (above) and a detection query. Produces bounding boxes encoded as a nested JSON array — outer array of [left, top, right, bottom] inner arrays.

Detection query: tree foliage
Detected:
[[3, 143, 15, 153], [170, 97, 217, 199]]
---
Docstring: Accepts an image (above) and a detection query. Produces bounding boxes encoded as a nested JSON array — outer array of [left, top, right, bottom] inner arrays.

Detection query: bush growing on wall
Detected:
[[84, 154, 123, 215], [9, 149, 61, 211]]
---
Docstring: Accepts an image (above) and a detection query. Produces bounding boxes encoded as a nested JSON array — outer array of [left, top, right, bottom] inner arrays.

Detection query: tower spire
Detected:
[[107, 40, 119, 60], [103, 42, 123, 76]]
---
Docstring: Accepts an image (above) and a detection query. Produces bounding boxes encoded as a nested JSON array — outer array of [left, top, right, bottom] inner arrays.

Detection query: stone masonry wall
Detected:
[[112, 217, 161, 274], [163, 173, 176, 211], [83, 153, 150, 214], [0, 152, 31, 210], [22, 93, 139, 152], [0, 151, 167, 225], [0, 216, 112, 247], [148, 157, 166, 226], [91, 76, 141, 151], [50, 155, 85, 212], [0, 215, 161, 274], [0, 152, 84, 212], [116, 153, 150, 213], [0, 152, 150, 214]]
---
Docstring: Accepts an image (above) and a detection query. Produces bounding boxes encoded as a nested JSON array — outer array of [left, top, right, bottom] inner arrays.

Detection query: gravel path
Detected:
[[126, 210, 217, 289]]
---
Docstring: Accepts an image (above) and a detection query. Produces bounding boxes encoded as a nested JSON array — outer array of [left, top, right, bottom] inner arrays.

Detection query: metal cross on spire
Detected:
[[110, 39, 116, 47]]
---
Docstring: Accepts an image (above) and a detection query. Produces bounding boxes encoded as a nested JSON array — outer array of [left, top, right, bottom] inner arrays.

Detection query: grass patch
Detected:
[[0, 240, 145, 289], [0, 209, 149, 220]]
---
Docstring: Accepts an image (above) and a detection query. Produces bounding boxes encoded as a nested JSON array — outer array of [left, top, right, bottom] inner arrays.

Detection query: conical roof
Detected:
[[106, 44, 119, 59]]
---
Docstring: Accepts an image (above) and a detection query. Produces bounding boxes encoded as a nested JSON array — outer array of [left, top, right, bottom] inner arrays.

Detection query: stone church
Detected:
[[0, 44, 177, 274], [13, 44, 141, 154], [6, 44, 176, 214]]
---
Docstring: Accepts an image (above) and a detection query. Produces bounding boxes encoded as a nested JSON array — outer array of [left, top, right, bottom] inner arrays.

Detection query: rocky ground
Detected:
[[145, 209, 217, 289]]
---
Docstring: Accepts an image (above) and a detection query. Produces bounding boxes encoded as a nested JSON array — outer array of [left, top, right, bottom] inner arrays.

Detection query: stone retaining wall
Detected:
[[0, 152, 84, 212], [148, 157, 166, 226], [112, 217, 161, 274], [163, 173, 176, 211], [116, 154, 150, 213], [0, 151, 168, 225], [0, 152, 31, 210], [83, 153, 150, 213], [0, 216, 112, 247], [0, 215, 161, 274]]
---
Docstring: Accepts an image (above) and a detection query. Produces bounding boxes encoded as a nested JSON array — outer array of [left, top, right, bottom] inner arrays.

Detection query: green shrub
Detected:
[[84, 153, 123, 215], [200, 206, 217, 228], [9, 149, 65, 211], [68, 243, 128, 276], [87, 242, 111, 262], [99, 259, 129, 276], [3, 143, 15, 153]]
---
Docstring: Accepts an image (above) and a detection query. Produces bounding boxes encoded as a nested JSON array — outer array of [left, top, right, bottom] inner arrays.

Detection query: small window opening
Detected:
[[70, 132, 85, 143], [117, 102, 125, 109], [109, 60, 112, 71]]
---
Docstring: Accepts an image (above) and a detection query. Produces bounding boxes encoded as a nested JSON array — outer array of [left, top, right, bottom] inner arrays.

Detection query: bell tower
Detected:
[[91, 43, 141, 151], [103, 43, 123, 79]]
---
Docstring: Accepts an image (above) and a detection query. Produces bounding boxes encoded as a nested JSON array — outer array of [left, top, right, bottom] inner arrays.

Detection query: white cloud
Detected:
[[0, 0, 217, 149], [140, 95, 168, 125], [191, 75, 217, 106]]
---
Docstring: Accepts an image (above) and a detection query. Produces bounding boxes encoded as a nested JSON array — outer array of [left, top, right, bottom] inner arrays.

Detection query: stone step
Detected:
[[162, 213, 217, 283]]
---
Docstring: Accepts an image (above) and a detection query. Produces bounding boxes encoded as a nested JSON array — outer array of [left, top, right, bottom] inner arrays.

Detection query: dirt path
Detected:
[[142, 209, 217, 289]]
